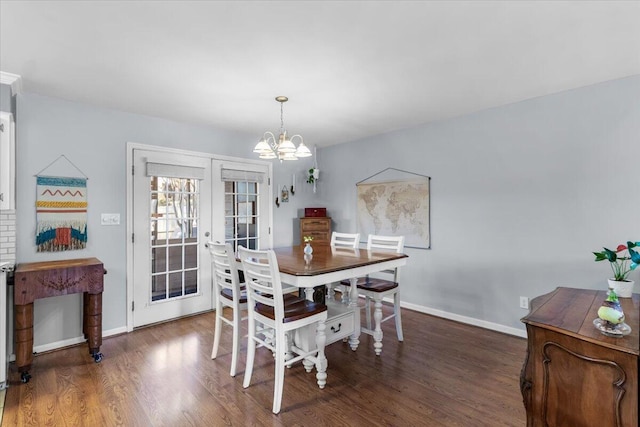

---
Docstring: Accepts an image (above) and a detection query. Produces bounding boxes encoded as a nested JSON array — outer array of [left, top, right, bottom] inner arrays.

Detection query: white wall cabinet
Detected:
[[0, 112, 15, 210]]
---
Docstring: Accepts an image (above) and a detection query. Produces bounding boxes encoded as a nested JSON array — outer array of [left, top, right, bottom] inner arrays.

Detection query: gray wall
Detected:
[[12, 75, 640, 351], [301, 75, 640, 332], [15, 93, 259, 347]]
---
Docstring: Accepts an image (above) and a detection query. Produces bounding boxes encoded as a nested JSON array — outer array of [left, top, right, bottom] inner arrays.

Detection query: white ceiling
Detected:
[[1, 1, 639, 147]]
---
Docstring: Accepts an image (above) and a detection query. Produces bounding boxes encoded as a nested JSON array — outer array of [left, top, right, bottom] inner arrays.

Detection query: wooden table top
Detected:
[[272, 245, 408, 277], [15, 257, 103, 273], [522, 287, 639, 356]]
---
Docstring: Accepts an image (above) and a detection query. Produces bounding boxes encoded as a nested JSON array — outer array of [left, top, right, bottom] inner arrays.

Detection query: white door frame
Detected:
[[125, 142, 273, 332]]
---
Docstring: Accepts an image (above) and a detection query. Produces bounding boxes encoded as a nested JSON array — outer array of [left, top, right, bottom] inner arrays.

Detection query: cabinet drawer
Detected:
[[305, 231, 330, 243], [301, 218, 330, 232]]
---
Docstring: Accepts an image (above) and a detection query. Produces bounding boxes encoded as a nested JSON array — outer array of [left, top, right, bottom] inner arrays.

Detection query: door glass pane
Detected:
[[150, 176, 200, 302], [224, 179, 259, 252]]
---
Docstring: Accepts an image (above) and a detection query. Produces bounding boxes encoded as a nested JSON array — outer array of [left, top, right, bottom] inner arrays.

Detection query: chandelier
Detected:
[[253, 96, 312, 161]]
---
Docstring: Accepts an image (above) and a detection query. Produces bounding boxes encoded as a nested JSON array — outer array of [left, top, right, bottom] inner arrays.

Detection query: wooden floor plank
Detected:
[[2, 304, 527, 426]]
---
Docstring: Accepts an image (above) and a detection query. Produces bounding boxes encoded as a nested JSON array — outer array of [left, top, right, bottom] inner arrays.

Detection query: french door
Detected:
[[132, 149, 213, 327], [212, 160, 271, 252], [129, 147, 271, 328]]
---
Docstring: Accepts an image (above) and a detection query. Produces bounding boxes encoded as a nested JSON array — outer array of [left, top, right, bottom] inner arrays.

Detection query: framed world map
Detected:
[[356, 177, 430, 249]]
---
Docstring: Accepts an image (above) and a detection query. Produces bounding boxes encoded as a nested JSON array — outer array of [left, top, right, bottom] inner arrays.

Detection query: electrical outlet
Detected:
[[519, 296, 529, 309]]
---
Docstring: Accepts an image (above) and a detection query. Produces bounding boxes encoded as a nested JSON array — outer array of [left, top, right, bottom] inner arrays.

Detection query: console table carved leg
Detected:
[[84, 292, 103, 362], [15, 303, 34, 383]]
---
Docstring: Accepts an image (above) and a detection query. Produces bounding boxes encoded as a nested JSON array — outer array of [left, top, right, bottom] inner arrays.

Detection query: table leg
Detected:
[[304, 288, 314, 301], [314, 320, 327, 389], [83, 292, 88, 339], [15, 303, 34, 382], [84, 292, 103, 362], [347, 278, 360, 351]]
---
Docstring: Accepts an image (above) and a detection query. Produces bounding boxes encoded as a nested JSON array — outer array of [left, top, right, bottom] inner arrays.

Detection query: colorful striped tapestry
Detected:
[[36, 176, 88, 252]]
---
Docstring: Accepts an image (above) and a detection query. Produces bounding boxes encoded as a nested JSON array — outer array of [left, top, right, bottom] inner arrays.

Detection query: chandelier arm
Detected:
[[262, 132, 278, 152], [289, 134, 303, 144]]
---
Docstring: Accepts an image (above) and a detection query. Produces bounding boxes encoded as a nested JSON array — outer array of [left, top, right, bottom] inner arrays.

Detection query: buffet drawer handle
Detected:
[[331, 323, 342, 333]]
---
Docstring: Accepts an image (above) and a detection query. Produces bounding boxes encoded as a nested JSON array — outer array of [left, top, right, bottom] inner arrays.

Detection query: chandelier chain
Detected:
[[280, 102, 285, 133]]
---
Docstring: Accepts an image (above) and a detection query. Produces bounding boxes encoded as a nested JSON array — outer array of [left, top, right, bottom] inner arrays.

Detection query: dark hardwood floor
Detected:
[[2, 303, 527, 426]]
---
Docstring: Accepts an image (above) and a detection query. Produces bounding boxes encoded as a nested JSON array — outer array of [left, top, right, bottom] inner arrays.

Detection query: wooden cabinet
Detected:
[[14, 258, 106, 381], [299, 217, 331, 245], [520, 287, 638, 427]]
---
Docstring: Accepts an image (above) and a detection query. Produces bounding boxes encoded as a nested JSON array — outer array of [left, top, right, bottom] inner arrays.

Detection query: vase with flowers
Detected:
[[593, 241, 640, 298], [303, 235, 314, 255]]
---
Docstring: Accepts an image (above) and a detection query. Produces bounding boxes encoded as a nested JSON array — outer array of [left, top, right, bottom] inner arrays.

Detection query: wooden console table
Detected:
[[14, 257, 106, 383], [520, 287, 638, 427]]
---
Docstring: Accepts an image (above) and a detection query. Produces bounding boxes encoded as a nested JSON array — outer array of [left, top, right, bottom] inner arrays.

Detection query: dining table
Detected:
[[272, 244, 408, 354]]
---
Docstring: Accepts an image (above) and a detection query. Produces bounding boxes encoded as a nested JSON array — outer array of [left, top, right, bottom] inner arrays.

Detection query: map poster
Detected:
[[356, 178, 430, 249]]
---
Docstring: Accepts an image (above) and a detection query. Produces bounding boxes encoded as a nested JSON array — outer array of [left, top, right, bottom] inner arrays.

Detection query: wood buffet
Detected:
[[14, 257, 106, 383], [299, 217, 331, 245], [520, 287, 638, 427]]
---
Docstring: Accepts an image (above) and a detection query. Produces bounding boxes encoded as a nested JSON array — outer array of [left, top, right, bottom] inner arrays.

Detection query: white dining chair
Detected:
[[330, 232, 360, 249], [327, 232, 360, 302], [209, 242, 247, 377], [340, 234, 405, 355], [239, 246, 328, 414]]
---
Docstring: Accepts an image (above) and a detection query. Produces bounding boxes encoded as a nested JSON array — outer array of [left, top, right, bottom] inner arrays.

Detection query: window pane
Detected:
[[185, 243, 198, 269], [152, 247, 166, 274], [185, 270, 197, 295], [168, 272, 183, 297], [152, 274, 167, 301]]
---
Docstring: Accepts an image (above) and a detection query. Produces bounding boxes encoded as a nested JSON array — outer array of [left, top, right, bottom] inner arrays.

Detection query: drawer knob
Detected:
[[331, 323, 342, 333]]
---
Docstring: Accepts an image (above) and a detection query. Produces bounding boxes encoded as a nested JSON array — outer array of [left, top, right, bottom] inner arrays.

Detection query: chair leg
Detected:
[[272, 329, 287, 414], [394, 292, 403, 342], [211, 302, 223, 360], [373, 296, 384, 356], [314, 320, 328, 389], [284, 332, 293, 369], [230, 306, 241, 377], [243, 315, 256, 389]]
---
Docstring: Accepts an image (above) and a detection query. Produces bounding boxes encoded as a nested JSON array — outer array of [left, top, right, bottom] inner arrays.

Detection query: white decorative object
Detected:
[[608, 279, 635, 298]]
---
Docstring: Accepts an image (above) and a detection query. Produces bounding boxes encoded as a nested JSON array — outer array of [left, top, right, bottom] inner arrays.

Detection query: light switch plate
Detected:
[[101, 213, 120, 225]]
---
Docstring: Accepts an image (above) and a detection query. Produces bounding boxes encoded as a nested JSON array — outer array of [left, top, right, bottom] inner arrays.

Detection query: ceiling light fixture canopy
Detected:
[[253, 96, 311, 161]]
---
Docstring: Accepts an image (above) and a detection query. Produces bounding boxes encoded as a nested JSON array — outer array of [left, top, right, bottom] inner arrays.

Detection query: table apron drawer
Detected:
[[325, 310, 355, 345], [293, 308, 356, 350]]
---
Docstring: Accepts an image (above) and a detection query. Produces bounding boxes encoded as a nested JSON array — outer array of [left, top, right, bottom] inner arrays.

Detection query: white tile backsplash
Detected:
[[0, 209, 16, 265]]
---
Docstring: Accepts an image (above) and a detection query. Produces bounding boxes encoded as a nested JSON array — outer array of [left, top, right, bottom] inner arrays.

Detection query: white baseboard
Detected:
[[400, 300, 527, 338], [28, 326, 128, 356], [22, 304, 525, 358]]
